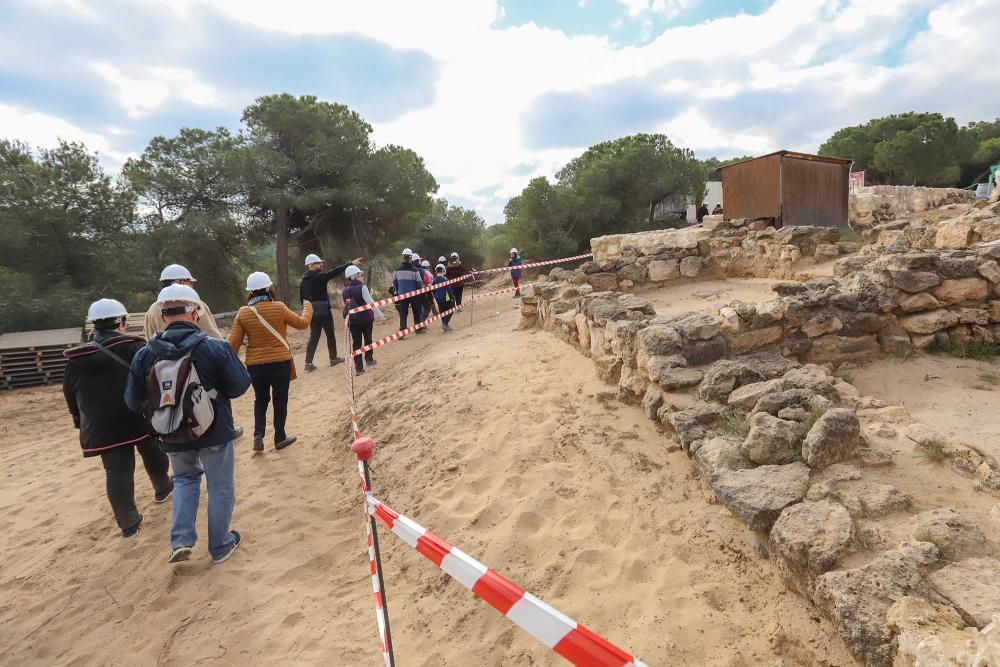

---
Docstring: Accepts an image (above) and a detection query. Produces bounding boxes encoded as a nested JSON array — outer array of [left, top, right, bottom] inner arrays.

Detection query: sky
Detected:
[[2, 0, 998, 225]]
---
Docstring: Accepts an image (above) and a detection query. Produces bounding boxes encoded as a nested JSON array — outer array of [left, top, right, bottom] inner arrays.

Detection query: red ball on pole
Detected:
[[352, 436, 376, 461]]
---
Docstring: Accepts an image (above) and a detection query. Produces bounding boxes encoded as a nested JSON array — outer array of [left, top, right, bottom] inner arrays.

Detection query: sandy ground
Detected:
[[0, 297, 855, 666], [640, 278, 783, 317]]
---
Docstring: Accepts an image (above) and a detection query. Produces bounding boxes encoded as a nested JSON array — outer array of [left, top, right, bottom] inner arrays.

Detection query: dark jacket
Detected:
[[508, 255, 523, 279], [445, 260, 468, 281], [343, 281, 375, 326], [299, 262, 352, 309], [125, 322, 251, 453], [432, 276, 455, 303], [63, 332, 150, 457], [392, 262, 424, 298]]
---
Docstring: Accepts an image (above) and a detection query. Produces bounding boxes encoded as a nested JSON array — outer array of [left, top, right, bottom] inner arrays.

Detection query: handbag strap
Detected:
[[248, 305, 290, 350], [91, 338, 133, 370]]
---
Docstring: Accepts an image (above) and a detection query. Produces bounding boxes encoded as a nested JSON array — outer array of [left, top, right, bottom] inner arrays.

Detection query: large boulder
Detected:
[[740, 413, 803, 465], [698, 352, 797, 402], [770, 500, 854, 599], [929, 558, 1000, 628], [706, 462, 810, 530], [801, 408, 864, 469], [814, 542, 939, 667], [693, 436, 754, 479], [911, 508, 988, 559]]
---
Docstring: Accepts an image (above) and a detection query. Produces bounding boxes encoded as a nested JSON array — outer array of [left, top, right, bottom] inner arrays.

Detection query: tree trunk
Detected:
[[275, 208, 290, 303]]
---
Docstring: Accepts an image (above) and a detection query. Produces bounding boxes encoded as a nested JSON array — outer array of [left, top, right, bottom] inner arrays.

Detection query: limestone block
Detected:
[[900, 309, 961, 335], [679, 255, 703, 278], [932, 278, 989, 305], [647, 259, 680, 282]]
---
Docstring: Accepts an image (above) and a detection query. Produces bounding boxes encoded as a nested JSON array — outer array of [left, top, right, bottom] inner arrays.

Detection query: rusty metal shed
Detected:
[[717, 150, 852, 228]]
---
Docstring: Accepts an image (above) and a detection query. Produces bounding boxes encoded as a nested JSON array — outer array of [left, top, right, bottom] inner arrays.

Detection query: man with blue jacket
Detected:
[[392, 248, 426, 334], [508, 247, 524, 297], [126, 284, 251, 565]]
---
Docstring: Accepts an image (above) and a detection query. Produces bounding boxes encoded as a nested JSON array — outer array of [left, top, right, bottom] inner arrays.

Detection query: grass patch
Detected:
[[797, 406, 828, 436], [914, 531, 957, 564], [893, 346, 919, 361], [914, 438, 952, 465], [977, 371, 1000, 386], [715, 410, 751, 440], [928, 337, 1000, 360], [838, 229, 864, 244]]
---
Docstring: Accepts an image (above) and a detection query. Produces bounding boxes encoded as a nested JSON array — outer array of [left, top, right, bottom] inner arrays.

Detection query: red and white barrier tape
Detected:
[[365, 518, 391, 667], [365, 494, 647, 667], [349, 282, 531, 358], [347, 252, 591, 314]]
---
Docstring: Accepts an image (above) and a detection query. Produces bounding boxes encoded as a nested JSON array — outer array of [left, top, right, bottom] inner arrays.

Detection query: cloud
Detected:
[[0, 103, 132, 165], [1, 0, 998, 227]]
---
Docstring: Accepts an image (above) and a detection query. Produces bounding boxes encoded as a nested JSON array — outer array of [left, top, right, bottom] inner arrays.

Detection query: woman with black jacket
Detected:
[[63, 299, 172, 539]]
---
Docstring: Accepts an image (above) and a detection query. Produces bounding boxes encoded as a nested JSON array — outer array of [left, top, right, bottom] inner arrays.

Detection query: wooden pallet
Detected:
[[0, 328, 80, 391]]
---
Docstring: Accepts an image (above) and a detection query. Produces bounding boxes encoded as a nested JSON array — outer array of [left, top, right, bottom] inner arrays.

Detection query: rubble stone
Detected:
[[770, 500, 854, 599], [801, 408, 864, 469], [706, 462, 809, 531], [740, 413, 802, 465]]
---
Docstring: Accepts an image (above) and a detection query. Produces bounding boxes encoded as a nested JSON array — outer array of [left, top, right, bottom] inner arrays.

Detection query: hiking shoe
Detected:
[[154, 485, 174, 503], [355, 368, 365, 376], [122, 515, 143, 540], [213, 531, 242, 564], [168, 545, 193, 563], [275, 436, 297, 450], [253, 436, 264, 452], [304, 363, 317, 372], [330, 357, 344, 366]]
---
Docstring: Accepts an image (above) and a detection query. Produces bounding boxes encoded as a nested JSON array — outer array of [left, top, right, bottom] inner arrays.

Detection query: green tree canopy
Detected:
[[411, 199, 486, 268]]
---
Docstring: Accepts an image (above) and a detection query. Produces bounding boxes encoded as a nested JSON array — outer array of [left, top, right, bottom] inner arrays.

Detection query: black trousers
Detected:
[[437, 299, 454, 326], [396, 298, 423, 331], [249, 361, 292, 442], [453, 285, 464, 306], [350, 321, 375, 371], [100, 438, 171, 530], [306, 313, 337, 363]]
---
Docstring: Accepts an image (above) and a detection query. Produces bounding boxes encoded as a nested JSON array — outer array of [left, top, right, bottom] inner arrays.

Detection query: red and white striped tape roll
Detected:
[[347, 252, 591, 315], [350, 282, 531, 358], [365, 494, 648, 667]]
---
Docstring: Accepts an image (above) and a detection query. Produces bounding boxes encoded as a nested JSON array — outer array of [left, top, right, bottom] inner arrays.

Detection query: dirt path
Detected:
[[0, 299, 854, 666]]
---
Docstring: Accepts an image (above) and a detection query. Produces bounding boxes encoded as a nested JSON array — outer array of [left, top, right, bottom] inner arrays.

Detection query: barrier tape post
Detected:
[[344, 314, 396, 667]]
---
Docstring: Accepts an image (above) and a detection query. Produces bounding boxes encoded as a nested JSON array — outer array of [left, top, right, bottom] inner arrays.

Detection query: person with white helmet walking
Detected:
[[63, 299, 173, 539], [299, 253, 362, 372], [392, 248, 426, 333], [126, 284, 251, 565], [341, 265, 387, 375], [446, 252, 471, 306], [144, 264, 222, 340], [508, 248, 523, 297], [420, 259, 438, 317], [227, 272, 313, 452]]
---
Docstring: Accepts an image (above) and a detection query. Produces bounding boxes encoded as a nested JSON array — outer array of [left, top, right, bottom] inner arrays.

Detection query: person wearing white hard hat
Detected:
[[125, 283, 251, 565], [508, 248, 523, 297], [419, 259, 439, 318], [228, 272, 313, 452], [341, 265, 387, 375], [144, 264, 222, 340], [63, 299, 173, 539], [446, 252, 471, 306], [299, 252, 362, 372], [432, 264, 457, 331], [391, 248, 426, 333]]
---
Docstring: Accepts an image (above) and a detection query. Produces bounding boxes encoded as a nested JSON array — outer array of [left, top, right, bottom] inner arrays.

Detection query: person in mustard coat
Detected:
[[228, 272, 313, 453]]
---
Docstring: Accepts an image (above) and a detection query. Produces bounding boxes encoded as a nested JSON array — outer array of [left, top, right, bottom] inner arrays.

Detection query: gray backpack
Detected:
[[142, 351, 216, 444]]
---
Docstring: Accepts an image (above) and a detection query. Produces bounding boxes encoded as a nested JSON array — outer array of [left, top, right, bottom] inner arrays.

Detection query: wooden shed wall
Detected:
[[720, 153, 781, 221], [780, 157, 848, 228]]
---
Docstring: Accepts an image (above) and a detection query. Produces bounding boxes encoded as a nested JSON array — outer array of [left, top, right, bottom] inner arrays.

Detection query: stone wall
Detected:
[[587, 221, 841, 291], [850, 186, 975, 228]]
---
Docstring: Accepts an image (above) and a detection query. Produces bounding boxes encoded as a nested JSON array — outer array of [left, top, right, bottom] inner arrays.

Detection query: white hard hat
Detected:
[[450, 252, 459, 259], [421, 260, 430, 267], [345, 265, 363, 279], [411, 253, 421, 261], [435, 263, 446, 272], [87, 298, 127, 322], [510, 247, 518, 254], [246, 271, 272, 291], [157, 283, 201, 305], [304, 253, 322, 266], [159, 264, 195, 282], [438, 256, 446, 263], [402, 248, 413, 256]]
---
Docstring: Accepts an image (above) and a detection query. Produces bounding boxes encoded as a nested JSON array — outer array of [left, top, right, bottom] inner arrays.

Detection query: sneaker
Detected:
[[330, 357, 344, 366], [154, 485, 174, 503], [213, 530, 242, 564], [366, 358, 377, 366], [304, 363, 317, 372], [233, 426, 245, 440], [415, 328, 427, 335], [122, 515, 143, 540], [275, 436, 297, 450], [168, 545, 193, 563], [355, 368, 366, 376], [253, 436, 264, 452]]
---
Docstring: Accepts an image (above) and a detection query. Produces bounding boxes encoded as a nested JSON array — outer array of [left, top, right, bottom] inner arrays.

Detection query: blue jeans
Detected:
[[167, 441, 237, 560]]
